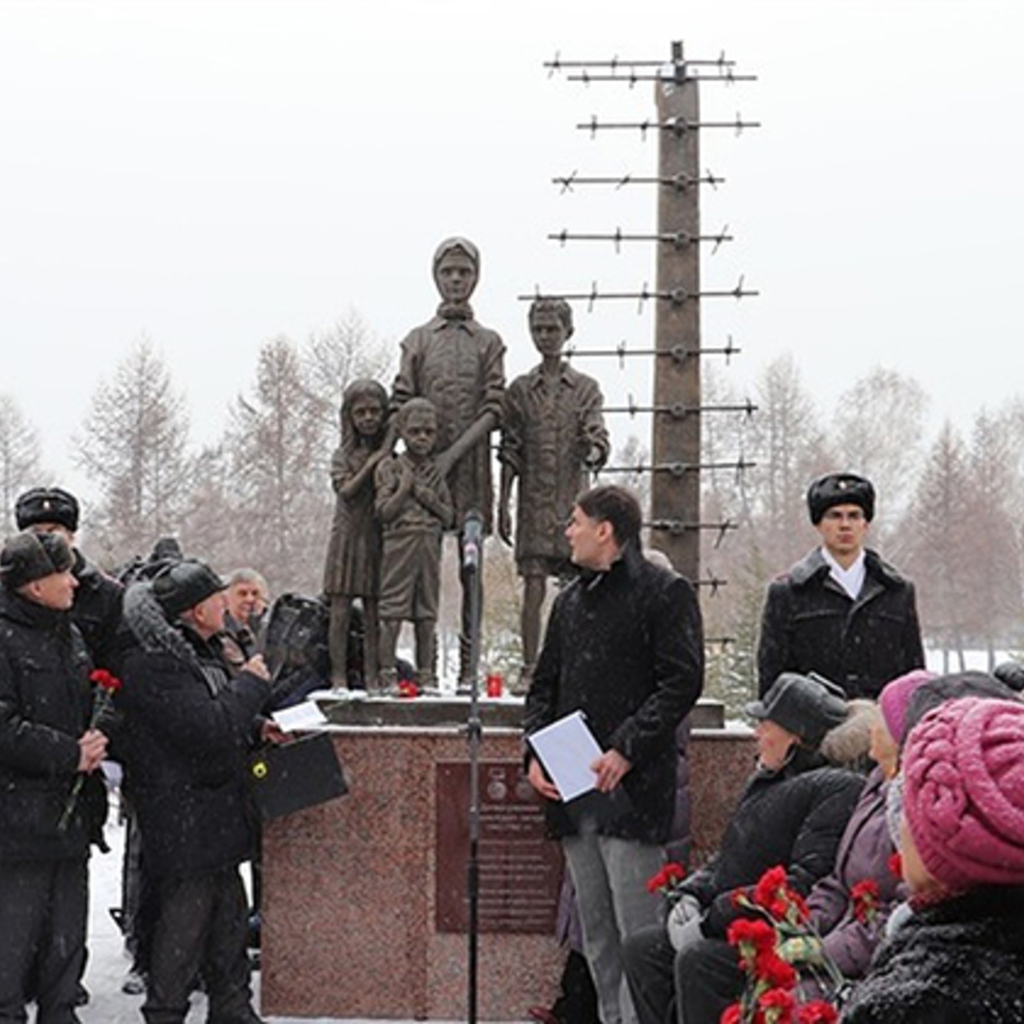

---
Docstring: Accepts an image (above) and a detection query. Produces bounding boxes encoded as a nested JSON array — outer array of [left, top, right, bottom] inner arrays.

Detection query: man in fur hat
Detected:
[[116, 559, 276, 1024], [0, 531, 110, 1022], [16, 486, 124, 674], [757, 472, 924, 700]]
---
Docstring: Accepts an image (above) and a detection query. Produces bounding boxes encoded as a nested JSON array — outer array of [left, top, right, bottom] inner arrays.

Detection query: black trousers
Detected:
[[143, 867, 255, 1024], [0, 857, 88, 1024], [623, 925, 744, 1024]]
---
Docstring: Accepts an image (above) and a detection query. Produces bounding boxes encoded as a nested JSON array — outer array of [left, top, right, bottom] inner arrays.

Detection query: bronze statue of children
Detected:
[[391, 237, 505, 689], [323, 378, 390, 690], [374, 398, 454, 690], [498, 297, 610, 684]]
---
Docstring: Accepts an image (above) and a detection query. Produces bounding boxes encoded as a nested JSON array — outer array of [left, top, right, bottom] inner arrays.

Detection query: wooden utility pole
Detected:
[[651, 44, 701, 581]]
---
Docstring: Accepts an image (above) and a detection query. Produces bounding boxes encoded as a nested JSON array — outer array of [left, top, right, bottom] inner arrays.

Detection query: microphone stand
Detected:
[[462, 520, 483, 1024]]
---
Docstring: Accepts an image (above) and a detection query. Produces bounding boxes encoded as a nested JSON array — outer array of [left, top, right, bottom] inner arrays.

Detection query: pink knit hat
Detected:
[[878, 669, 936, 744], [903, 697, 1024, 889]]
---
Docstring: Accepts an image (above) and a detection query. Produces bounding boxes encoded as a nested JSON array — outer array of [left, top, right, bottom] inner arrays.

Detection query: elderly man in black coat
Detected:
[[524, 485, 704, 1024], [757, 472, 925, 699], [117, 559, 276, 1024], [0, 531, 110, 1023]]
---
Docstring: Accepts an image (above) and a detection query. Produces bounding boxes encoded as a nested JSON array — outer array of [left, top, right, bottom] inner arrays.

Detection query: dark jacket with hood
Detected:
[[0, 588, 106, 861], [758, 547, 924, 699], [116, 582, 270, 879], [840, 885, 1024, 1024], [70, 548, 125, 674], [679, 746, 865, 938], [523, 541, 704, 844]]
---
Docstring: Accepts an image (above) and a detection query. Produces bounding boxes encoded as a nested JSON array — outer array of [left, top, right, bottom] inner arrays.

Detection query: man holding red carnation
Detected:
[[0, 530, 112, 1023]]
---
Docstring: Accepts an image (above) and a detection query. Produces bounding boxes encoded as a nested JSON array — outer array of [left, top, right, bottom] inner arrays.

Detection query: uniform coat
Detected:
[[523, 541, 704, 844], [758, 547, 925, 699], [0, 588, 102, 860]]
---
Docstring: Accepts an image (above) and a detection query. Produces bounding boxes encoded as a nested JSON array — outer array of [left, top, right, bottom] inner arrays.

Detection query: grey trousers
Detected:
[[563, 834, 664, 1024]]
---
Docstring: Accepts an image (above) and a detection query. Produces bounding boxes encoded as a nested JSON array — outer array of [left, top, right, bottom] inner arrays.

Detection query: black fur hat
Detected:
[[746, 671, 849, 748], [0, 531, 74, 591], [806, 472, 875, 525], [15, 487, 80, 533], [151, 559, 226, 618]]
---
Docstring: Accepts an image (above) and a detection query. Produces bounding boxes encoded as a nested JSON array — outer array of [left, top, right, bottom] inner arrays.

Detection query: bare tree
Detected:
[[73, 338, 191, 565], [744, 355, 836, 571], [832, 367, 929, 544], [302, 308, 395, 432], [0, 395, 44, 536], [176, 443, 238, 572], [225, 336, 331, 593], [960, 409, 1023, 665], [896, 421, 973, 671]]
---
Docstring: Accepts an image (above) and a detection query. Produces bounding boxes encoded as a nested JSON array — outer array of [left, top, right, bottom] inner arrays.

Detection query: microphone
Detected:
[[462, 510, 484, 572]]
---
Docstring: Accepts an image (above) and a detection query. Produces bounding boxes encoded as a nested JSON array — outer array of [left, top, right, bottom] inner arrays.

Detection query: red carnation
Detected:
[[646, 861, 687, 898], [850, 879, 881, 924], [888, 851, 903, 879], [758, 986, 796, 1023], [756, 952, 797, 990], [797, 1001, 839, 1023], [720, 1005, 743, 1024], [754, 866, 788, 909]]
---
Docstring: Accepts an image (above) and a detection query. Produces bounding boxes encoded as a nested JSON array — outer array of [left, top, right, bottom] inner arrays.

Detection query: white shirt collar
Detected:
[[820, 546, 866, 600]]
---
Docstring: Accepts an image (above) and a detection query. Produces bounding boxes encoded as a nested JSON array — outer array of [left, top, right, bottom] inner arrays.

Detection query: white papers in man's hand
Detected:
[[271, 700, 329, 733], [528, 710, 603, 802]]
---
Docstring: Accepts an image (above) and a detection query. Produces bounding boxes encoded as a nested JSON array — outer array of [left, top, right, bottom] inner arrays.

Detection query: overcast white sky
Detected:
[[2, 0, 1022, 501]]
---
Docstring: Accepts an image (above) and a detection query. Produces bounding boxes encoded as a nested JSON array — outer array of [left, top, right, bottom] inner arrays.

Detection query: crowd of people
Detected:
[[3, 459, 1024, 1024], [524, 474, 1024, 1024], [0, 484, 284, 1024]]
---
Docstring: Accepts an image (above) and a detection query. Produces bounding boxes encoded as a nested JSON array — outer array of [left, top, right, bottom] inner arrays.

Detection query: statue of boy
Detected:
[[391, 237, 505, 688], [498, 297, 610, 684], [374, 398, 454, 690]]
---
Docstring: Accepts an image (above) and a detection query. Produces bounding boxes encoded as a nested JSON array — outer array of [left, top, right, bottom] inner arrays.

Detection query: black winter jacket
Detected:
[[71, 549, 125, 674], [757, 548, 924, 699], [0, 589, 106, 861], [117, 583, 270, 879], [680, 749, 865, 938], [841, 885, 1024, 1024], [523, 542, 704, 843]]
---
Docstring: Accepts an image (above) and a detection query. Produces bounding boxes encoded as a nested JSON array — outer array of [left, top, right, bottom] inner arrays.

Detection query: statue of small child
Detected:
[[323, 378, 390, 690], [374, 397, 454, 690]]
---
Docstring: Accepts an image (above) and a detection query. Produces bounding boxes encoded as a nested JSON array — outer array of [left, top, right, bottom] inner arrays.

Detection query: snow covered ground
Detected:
[[77, 794, 474, 1024]]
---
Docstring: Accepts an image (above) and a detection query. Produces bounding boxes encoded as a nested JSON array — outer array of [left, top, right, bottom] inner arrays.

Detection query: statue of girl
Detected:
[[323, 378, 390, 690]]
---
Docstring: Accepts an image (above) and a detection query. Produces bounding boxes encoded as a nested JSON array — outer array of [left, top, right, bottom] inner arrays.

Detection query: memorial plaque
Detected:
[[435, 760, 563, 934]]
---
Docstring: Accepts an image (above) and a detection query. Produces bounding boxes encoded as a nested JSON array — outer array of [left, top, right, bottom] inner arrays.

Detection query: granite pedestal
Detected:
[[260, 697, 754, 1021]]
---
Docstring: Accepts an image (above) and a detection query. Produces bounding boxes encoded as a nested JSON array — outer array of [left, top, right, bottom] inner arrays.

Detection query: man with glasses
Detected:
[[757, 472, 925, 700]]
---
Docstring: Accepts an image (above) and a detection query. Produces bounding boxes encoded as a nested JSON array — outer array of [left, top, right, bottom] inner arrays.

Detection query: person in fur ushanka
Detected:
[[117, 559, 275, 1024]]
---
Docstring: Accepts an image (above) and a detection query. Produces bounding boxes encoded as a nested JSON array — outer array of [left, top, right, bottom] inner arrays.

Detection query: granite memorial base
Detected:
[[260, 697, 753, 1021]]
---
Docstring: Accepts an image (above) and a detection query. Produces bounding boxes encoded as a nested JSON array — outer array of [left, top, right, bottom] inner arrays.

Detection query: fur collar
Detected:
[[123, 581, 197, 665]]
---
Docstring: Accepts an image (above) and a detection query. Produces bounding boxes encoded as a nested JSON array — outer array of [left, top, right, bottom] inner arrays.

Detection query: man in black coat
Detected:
[[117, 559, 274, 1024], [0, 531, 110, 1024], [524, 485, 704, 1024], [757, 472, 925, 699], [16, 486, 125, 674]]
